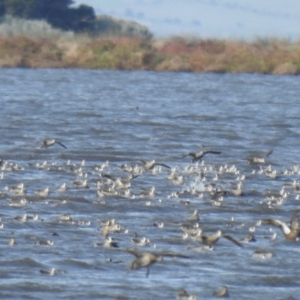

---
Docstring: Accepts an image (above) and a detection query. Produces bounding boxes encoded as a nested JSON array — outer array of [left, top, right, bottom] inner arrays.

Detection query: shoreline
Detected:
[[0, 35, 299, 75]]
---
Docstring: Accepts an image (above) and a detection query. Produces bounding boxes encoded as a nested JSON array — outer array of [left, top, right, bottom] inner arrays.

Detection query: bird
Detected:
[[186, 244, 213, 252], [152, 222, 164, 228], [73, 179, 89, 188], [187, 209, 199, 222], [5, 183, 26, 196], [122, 248, 189, 277], [8, 198, 27, 207], [181, 149, 221, 163], [131, 233, 150, 246], [94, 237, 119, 248], [139, 186, 156, 198], [101, 219, 122, 238], [177, 288, 197, 300], [213, 286, 229, 297], [35, 240, 54, 246], [35, 187, 49, 197], [57, 183, 67, 192], [230, 181, 243, 196], [42, 139, 67, 149], [252, 250, 274, 259], [247, 149, 273, 164], [39, 268, 56, 276], [239, 234, 257, 243], [102, 173, 137, 189], [201, 230, 243, 247], [181, 223, 202, 236], [13, 214, 28, 222], [140, 159, 171, 170], [8, 238, 16, 246], [261, 210, 300, 240]]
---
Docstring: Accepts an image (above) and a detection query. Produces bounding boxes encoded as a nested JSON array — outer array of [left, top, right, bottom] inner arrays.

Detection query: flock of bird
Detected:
[[1, 139, 300, 299]]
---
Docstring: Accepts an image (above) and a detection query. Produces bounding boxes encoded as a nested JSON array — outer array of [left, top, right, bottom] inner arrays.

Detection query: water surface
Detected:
[[0, 69, 300, 299]]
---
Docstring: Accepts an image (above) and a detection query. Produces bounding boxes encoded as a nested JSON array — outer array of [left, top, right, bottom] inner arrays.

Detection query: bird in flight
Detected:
[[261, 210, 300, 240], [122, 248, 189, 277], [201, 230, 243, 247], [140, 159, 170, 170], [42, 139, 67, 149], [247, 149, 273, 164], [181, 149, 221, 163]]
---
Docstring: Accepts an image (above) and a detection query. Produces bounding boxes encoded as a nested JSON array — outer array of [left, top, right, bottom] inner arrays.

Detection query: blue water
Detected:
[[0, 68, 300, 299]]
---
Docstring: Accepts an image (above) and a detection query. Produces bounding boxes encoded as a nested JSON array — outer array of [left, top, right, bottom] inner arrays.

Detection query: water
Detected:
[[0, 69, 300, 299]]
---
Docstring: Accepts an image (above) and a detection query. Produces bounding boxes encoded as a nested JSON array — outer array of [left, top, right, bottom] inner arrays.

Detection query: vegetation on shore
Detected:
[[0, 16, 299, 74]]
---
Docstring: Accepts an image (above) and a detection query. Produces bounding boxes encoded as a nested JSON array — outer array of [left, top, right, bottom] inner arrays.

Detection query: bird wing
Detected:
[[265, 150, 273, 157], [154, 163, 171, 169], [181, 153, 195, 159], [222, 234, 243, 247], [262, 218, 284, 227], [103, 174, 117, 181], [263, 218, 291, 235], [55, 141, 67, 149], [124, 248, 147, 258], [158, 251, 190, 259], [290, 210, 300, 231], [203, 150, 222, 156]]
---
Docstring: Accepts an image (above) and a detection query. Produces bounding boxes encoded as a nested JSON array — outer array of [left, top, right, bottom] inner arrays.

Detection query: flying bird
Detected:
[[247, 150, 273, 164], [140, 159, 171, 170], [42, 139, 67, 149], [181, 150, 221, 163], [201, 230, 243, 247], [122, 248, 189, 277], [261, 210, 300, 240]]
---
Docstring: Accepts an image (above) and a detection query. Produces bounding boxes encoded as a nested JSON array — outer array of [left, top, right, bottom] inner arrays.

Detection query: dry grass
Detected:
[[0, 19, 300, 74]]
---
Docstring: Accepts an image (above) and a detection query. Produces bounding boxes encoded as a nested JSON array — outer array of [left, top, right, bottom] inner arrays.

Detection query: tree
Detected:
[[0, 0, 96, 32]]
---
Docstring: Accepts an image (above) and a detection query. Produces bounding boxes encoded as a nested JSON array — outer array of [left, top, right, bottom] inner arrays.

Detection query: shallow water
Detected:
[[0, 69, 300, 299]]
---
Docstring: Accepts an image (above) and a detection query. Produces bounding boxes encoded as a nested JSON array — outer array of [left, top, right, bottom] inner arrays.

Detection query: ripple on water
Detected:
[[0, 70, 300, 299]]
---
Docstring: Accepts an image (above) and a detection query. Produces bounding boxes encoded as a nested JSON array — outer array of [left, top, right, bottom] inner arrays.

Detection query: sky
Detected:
[[73, 0, 300, 40]]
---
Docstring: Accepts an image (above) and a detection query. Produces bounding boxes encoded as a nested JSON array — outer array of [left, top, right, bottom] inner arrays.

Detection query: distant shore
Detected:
[[0, 35, 299, 75]]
